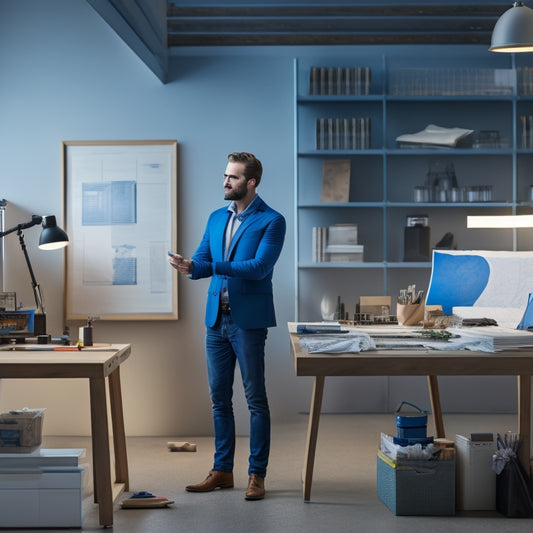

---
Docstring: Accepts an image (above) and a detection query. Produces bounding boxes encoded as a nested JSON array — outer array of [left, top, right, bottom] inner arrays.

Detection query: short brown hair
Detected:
[[228, 152, 262, 186]]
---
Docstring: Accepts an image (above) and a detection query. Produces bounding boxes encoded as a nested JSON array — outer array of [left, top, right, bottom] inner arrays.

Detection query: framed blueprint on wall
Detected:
[[62, 140, 178, 321]]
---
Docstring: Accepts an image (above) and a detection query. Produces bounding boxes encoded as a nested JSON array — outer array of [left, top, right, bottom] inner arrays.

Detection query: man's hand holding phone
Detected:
[[168, 251, 193, 275]]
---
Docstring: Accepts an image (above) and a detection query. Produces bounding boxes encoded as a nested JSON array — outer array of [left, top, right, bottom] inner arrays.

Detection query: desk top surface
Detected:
[[0, 344, 131, 378], [288, 324, 533, 376]]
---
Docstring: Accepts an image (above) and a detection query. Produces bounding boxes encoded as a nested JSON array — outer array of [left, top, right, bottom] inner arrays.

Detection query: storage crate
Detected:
[[377, 450, 455, 515], [0, 408, 46, 453]]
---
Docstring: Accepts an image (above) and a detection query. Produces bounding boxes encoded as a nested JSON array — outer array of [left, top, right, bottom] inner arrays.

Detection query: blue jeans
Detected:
[[205, 312, 270, 477]]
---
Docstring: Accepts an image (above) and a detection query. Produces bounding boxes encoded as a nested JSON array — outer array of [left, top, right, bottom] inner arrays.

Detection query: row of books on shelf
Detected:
[[309, 66, 371, 96], [316, 117, 371, 151], [388, 67, 515, 96], [520, 115, 533, 149], [312, 224, 363, 263], [307, 66, 533, 97], [517, 67, 533, 96]]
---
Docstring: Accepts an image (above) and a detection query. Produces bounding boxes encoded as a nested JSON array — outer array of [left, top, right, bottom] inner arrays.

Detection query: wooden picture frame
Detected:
[[62, 140, 178, 321]]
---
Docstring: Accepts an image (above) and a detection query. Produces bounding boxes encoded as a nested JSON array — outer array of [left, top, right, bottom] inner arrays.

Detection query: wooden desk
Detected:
[[0, 344, 131, 527], [289, 327, 533, 502]]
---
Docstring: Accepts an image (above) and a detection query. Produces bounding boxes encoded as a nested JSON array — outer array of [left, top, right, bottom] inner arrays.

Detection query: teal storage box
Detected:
[[377, 450, 455, 516]]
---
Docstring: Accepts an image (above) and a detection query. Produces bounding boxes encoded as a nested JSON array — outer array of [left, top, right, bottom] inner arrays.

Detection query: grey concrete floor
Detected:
[[9, 413, 533, 532]]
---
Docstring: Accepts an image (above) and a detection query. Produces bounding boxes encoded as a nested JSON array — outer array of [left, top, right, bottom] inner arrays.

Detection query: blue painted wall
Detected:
[[0, 0, 517, 435], [0, 0, 300, 435]]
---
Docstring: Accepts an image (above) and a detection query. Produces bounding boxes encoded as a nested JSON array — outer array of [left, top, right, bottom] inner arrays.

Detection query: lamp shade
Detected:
[[490, 2, 533, 52], [38, 215, 69, 250]]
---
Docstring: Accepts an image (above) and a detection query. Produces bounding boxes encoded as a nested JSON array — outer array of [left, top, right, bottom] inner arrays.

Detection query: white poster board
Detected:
[[62, 141, 178, 321], [426, 250, 533, 328]]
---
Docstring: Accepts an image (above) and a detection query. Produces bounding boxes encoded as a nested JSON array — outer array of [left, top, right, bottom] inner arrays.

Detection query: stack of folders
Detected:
[[448, 326, 533, 351], [316, 117, 371, 150], [309, 66, 371, 96], [313, 223, 363, 263]]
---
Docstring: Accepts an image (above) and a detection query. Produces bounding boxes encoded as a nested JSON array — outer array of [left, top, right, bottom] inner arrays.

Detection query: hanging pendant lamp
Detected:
[[490, 1, 533, 52]]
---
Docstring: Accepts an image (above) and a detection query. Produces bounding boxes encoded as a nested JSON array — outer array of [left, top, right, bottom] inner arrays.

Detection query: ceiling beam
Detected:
[[166, 5, 508, 18], [168, 18, 496, 35], [168, 33, 493, 47], [88, 0, 168, 83], [166, 3, 507, 47]]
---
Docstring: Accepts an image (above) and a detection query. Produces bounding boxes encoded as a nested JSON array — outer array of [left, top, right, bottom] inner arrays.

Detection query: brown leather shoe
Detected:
[[186, 470, 234, 492], [245, 473, 265, 500]]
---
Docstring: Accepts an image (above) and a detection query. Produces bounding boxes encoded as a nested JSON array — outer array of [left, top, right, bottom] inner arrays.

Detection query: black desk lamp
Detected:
[[0, 215, 68, 335]]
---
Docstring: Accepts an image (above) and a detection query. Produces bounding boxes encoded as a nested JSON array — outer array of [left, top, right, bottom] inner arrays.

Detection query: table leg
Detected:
[[89, 376, 114, 527], [427, 375, 445, 438], [518, 375, 532, 475], [303, 376, 325, 502], [109, 366, 129, 491]]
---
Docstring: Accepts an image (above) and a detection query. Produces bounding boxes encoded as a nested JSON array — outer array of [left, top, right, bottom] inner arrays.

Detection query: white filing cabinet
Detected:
[[455, 434, 497, 511], [0, 448, 85, 528]]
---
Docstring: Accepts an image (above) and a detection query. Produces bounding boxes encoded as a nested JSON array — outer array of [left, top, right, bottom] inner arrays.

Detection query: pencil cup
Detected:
[[397, 303, 425, 326]]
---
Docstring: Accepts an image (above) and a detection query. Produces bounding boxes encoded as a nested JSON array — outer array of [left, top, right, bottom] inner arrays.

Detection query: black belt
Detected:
[[220, 303, 231, 313]]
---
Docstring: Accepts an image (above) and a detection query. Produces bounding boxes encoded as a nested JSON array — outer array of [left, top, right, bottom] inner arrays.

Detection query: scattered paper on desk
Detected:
[[448, 326, 533, 351], [299, 333, 375, 353], [290, 322, 533, 353]]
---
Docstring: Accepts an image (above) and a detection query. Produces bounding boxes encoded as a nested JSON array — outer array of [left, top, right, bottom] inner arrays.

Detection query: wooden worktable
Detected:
[[289, 325, 533, 501], [0, 343, 131, 527]]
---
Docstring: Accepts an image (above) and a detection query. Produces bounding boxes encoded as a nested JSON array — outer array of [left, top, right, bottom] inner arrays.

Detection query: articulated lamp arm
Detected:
[[0, 215, 67, 315], [0, 215, 43, 239]]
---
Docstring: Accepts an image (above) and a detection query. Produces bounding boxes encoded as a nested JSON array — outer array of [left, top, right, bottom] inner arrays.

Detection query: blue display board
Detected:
[[426, 250, 533, 317]]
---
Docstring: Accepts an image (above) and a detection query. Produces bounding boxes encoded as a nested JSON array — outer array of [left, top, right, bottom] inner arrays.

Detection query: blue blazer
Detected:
[[191, 196, 286, 329]]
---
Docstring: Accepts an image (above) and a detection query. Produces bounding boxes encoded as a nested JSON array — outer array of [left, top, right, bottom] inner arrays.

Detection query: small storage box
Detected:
[[0, 408, 46, 453], [377, 450, 455, 516]]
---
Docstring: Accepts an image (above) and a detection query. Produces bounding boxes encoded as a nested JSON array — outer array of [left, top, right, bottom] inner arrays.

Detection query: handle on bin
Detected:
[[395, 401, 428, 414]]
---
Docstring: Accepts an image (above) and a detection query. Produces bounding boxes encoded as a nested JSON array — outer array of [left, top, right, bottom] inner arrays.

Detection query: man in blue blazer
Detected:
[[169, 152, 286, 500]]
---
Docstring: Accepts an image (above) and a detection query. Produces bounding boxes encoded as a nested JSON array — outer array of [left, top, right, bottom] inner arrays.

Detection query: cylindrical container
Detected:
[[450, 187, 461, 203], [413, 186, 429, 203], [437, 189, 447, 202], [83, 326, 93, 347]]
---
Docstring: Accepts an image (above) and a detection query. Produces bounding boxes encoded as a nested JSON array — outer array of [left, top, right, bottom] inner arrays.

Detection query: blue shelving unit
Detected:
[[294, 49, 533, 322]]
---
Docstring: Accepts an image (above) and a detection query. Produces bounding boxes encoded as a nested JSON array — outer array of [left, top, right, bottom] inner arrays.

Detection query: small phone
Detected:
[[168, 251, 175, 257]]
